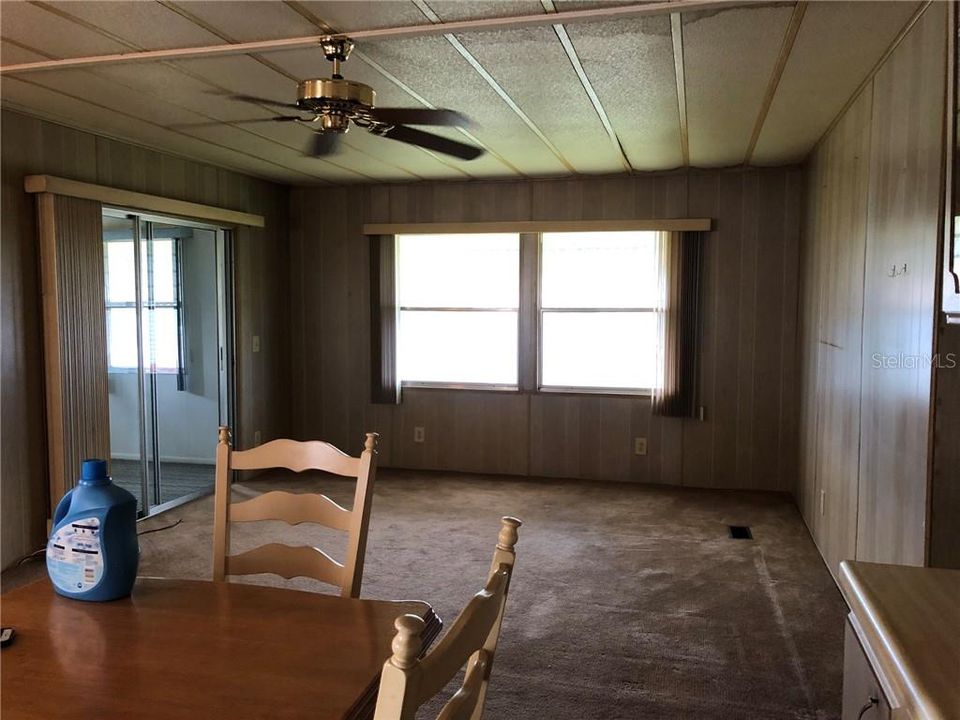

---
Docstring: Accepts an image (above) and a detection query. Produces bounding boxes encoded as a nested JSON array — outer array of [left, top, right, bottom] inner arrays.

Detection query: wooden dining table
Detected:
[[1, 577, 441, 719]]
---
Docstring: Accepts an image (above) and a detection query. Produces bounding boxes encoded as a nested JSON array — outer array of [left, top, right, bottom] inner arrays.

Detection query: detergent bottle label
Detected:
[[47, 517, 104, 593]]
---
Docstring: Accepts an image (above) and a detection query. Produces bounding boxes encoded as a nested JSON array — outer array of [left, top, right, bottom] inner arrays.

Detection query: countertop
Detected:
[[839, 561, 960, 720]]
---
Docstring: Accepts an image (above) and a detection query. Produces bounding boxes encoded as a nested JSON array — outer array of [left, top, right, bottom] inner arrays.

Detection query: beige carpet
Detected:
[[3, 469, 846, 719]]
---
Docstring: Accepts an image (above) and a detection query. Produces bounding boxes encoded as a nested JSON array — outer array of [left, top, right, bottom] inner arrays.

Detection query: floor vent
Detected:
[[728, 525, 753, 539]]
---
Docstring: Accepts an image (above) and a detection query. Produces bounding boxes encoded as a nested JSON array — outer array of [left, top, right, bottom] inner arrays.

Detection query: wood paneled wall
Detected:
[[289, 167, 802, 491], [0, 109, 291, 569], [798, 3, 947, 576]]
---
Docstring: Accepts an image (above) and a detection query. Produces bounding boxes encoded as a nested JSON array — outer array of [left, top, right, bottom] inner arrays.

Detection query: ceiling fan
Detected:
[[230, 38, 484, 161]]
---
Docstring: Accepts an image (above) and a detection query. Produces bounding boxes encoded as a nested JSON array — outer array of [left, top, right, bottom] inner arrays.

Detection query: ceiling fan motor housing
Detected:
[[296, 78, 376, 133]]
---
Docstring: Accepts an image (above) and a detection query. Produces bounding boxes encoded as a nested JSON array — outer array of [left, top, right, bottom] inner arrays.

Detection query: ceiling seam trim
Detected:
[[282, 0, 487, 180], [150, 1, 424, 182], [540, 0, 632, 174], [811, 0, 932, 154], [22, 4, 370, 182], [670, 14, 690, 168], [743, 1, 808, 166], [411, 0, 578, 174], [3, 72, 324, 182]]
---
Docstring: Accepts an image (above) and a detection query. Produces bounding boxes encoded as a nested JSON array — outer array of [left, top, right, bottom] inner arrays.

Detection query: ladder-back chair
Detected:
[[373, 516, 522, 720], [212, 426, 378, 598]]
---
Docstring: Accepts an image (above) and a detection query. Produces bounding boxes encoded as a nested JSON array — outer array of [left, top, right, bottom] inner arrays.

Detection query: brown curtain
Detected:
[[369, 235, 401, 404], [38, 194, 110, 505], [652, 231, 703, 418]]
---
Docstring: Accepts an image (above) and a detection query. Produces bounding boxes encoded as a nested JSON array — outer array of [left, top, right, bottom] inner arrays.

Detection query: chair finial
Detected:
[[497, 516, 522, 551], [364, 432, 379, 452], [390, 614, 425, 669], [218, 426, 231, 445]]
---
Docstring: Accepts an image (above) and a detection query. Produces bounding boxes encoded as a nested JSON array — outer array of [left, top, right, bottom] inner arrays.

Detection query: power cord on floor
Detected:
[[14, 548, 46, 567], [8, 518, 183, 570], [137, 518, 183, 536]]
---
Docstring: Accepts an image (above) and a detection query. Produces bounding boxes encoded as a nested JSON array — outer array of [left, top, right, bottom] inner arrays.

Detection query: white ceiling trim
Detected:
[[670, 14, 690, 167], [743, 1, 808, 165]]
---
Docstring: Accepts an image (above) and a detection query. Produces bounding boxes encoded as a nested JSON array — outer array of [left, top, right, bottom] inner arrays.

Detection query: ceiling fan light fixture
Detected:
[[231, 37, 485, 161]]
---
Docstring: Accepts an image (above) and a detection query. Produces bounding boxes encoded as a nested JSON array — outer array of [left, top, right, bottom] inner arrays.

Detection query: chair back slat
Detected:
[[212, 427, 378, 597], [230, 438, 361, 476], [373, 517, 521, 720], [230, 490, 352, 530], [225, 543, 345, 586], [435, 651, 489, 720], [416, 571, 508, 704]]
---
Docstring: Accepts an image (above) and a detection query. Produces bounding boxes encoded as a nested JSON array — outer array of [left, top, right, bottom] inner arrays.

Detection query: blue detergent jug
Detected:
[[46, 459, 139, 601]]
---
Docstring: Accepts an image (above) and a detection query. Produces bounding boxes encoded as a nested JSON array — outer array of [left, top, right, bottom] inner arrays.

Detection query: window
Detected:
[[392, 230, 663, 394], [397, 233, 519, 386], [540, 232, 659, 391], [105, 236, 183, 373]]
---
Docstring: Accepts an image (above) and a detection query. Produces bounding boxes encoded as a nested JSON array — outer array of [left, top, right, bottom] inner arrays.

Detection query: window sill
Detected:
[[538, 386, 651, 399], [401, 382, 519, 393], [399, 383, 651, 399]]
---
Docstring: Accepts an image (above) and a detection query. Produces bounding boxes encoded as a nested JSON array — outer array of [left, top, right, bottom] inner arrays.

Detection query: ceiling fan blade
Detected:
[[369, 107, 473, 128], [378, 125, 484, 160], [228, 94, 301, 112], [307, 131, 341, 157]]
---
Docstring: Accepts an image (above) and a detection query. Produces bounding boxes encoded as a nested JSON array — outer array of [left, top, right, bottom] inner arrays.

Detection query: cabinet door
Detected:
[[842, 620, 892, 720]]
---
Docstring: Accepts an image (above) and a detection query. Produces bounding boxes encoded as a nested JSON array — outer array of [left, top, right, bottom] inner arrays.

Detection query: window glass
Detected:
[[541, 312, 657, 390], [397, 233, 520, 386], [540, 231, 661, 391], [398, 234, 519, 308], [541, 231, 659, 308], [107, 307, 138, 370], [106, 242, 136, 303], [399, 311, 518, 385], [143, 239, 176, 304]]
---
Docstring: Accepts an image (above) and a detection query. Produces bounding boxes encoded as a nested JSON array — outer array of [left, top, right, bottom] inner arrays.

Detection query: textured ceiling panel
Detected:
[[752, 1, 920, 164], [43, 1, 224, 50], [358, 34, 568, 175], [0, 1, 129, 59], [0, 0, 930, 183], [0, 76, 299, 182], [163, 1, 508, 178], [298, 1, 426, 31], [158, 1, 319, 42], [437, 25, 623, 173], [428, 1, 545, 22], [266, 49, 499, 179], [683, 5, 793, 167], [563, 15, 683, 171]]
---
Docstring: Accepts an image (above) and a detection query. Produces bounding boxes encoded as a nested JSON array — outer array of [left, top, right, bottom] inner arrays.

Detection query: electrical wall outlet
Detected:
[[634, 437, 647, 456], [413, 426, 425, 444], [820, 489, 826, 516], [254, 430, 262, 446], [252, 335, 261, 353]]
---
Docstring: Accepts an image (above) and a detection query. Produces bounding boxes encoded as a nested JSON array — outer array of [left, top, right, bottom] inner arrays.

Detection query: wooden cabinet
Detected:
[[842, 620, 891, 720]]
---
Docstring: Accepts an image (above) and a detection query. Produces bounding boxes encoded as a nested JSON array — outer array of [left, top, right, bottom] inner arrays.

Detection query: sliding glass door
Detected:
[[103, 210, 233, 516]]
